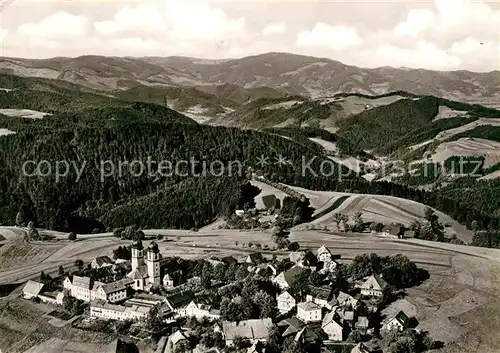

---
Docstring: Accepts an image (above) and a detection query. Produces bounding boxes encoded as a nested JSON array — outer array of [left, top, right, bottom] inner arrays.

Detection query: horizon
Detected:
[[0, 0, 499, 72], [1, 51, 499, 74]]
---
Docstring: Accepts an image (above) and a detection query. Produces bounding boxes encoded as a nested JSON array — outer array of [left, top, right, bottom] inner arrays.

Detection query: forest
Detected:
[[1, 74, 500, 248]]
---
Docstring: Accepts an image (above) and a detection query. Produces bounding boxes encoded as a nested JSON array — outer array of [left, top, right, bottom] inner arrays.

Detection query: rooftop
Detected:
[[297, 301, 322, 312]]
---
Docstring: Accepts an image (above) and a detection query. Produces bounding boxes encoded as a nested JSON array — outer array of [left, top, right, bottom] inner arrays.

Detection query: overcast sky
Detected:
[[0, 0, 499, 72]]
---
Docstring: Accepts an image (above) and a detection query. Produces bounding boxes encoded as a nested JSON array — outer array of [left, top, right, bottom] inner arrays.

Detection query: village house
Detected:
[[355, 316, 370, 333], [221, 318, 273, 346], [127, 241, 162, 291], [38, 290, 66, 306], [249, 263, 277, 277], [245, 252, 264, 265], [90, 300, 151, 322], [163, 274, 175, 289], [296, 301, 322, 323], [277, 291, 296, 314], [277, 317, 304, 338], [337, 291, 359, 309], [185, 300, 221, 320], [316, 246, 332, 263], [22, 280, 45, 300], [360, 274, 388, 298], [321, 311, 343, 341], [63, 275, 94, 302], [306, 286, 336, 310], [384, 310, 409, 332], [272, 266, 303, 290], [379, 224, 405, 239], [94, 278, 134, 303], [170, 330, 189, 350], [165, 290, 195, 318], [91, 256, 114, 270]]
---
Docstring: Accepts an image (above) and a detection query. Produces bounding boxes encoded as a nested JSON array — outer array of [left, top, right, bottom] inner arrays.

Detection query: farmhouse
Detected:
[[360, 274, 388, 298], [221, 318, 273, 346], [306, 286, 336, 309], [277, 317, 304, 338], [277, 291, 296, 314], [22, 280, 45, 300], [384, 310, 409, 332], [297, 301, 322, 323], [316, 246, 333, 263], [272, 266, 303, 290], [322, 311, 343, 341], [336, 291, 359, 309], [380, 224, 405, 239], [245, 252, 264, 265], [355, 316, 369, 333], [185, 300, 221, 320], [91, 256, 114, 270], [170, 330, 189, 349], [38, 291, 66, 306]]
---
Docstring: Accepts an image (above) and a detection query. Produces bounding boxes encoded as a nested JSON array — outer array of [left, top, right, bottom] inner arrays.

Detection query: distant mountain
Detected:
[[1, 53, 498, 107]]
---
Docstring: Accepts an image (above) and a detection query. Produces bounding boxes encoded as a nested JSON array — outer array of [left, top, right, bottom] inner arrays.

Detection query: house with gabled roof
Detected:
[[221, 318, 273, 346], [185, 300, 220, 320], [94, 278, 134, 303], [360, 274, 388, 298], [22, 280, 45, 300], [272, 266, 303, 290], [384, 310, 409, 332], [166, 290, 195, 318], [297, 301, 322, 323], [355, 316, 369, 333], [322, 311, 343, 341], [317, 246, 332, 263], [306, 286, 336, 309], [277, 317, 304, 338], [91, 256, 114, 270], [336, 291, 359, 309], [277, 291, 296, 314], [246, 252, 264, 265]]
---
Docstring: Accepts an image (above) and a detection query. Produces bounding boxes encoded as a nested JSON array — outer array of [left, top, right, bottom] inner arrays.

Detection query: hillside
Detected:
[[1, 53, 499, 106]]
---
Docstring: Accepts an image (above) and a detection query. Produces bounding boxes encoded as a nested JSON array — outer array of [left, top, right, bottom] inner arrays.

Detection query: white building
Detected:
[[63, 276, 133, 303], [163, 274, 175, 289], [22, 280, 45, 300], [277, 291, 296, 314], [384, 311, 409, 332], [316, 246, 332, 263], [322, 311, 343, 341], [360, 274, 388, 298], [127, 241, 162, 291], [296, 301, 322, 323], [90, 300, 150, 322], [185, 300, 221, 320]]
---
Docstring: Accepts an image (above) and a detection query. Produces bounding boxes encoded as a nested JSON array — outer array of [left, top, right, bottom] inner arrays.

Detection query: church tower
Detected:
[[131, 241, 144, 271], [146, 242, 162, 285]]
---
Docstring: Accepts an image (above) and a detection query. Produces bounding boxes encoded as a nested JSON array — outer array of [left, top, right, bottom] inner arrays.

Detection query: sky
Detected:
[[0, 0, 499, 72]]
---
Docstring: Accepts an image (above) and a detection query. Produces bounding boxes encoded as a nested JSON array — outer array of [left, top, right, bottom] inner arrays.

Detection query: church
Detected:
[[127, 241, 162, 291]]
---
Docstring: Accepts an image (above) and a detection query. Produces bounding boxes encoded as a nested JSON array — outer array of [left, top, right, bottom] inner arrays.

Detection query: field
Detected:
[[250, 180, 291, 209], [0, 298, 116, 353], [429, 137, 500, 168], [0, 128, 15, 136], [284, 184, 473, 243], [0, 108, 50, 119], [1, 227, 500, 352]]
